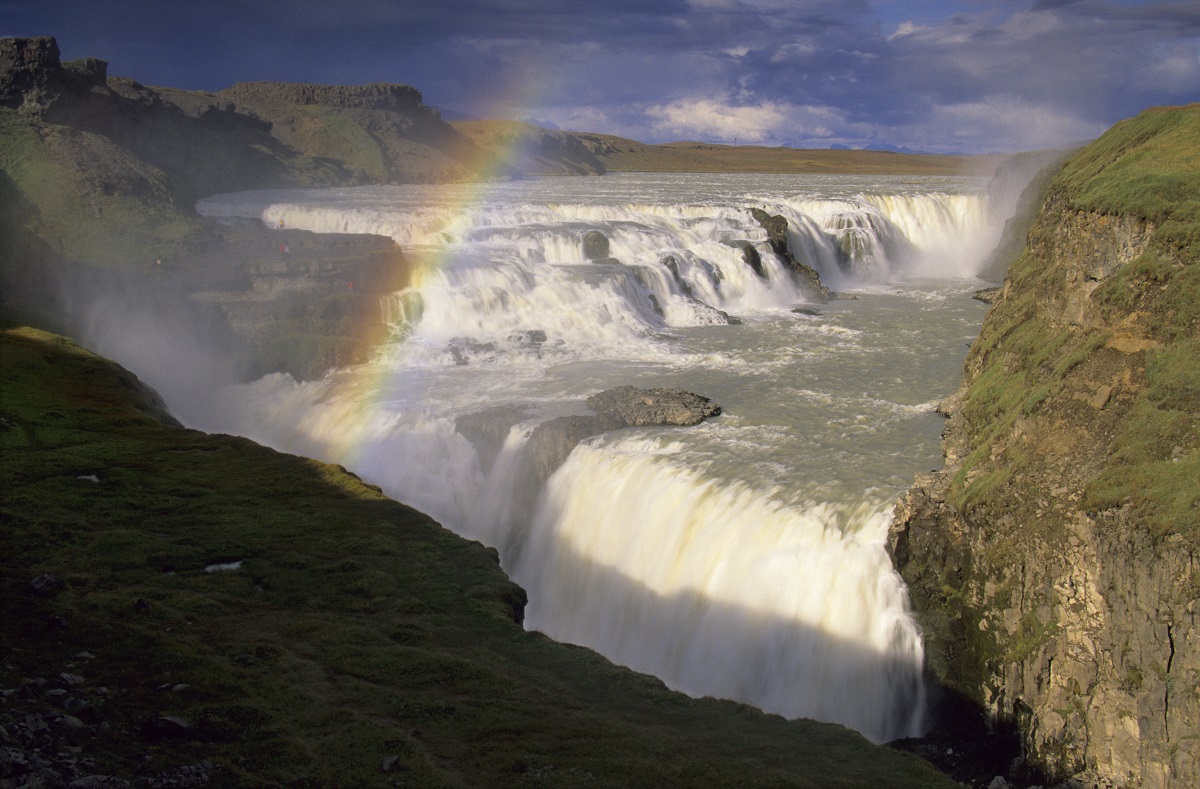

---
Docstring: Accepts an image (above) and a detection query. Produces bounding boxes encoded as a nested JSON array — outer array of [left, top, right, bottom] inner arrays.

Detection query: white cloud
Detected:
[[888, 21, 924, 40], [647, 98, 788, 142], [770, 40, 818, 62], [1153, 43, 1200, 93], [644, 96, 844, 143], [924, 98, 1108, 152]]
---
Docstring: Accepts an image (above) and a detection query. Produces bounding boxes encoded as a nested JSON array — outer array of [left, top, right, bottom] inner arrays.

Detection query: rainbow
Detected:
[[271, 115, 553, 469]]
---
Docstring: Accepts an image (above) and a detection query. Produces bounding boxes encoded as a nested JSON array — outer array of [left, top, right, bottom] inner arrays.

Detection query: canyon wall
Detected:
[[890, 105, 1200, 788]]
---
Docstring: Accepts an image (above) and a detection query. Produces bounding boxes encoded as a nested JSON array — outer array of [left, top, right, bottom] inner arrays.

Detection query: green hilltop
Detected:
[[950, 103, 1200, 539]]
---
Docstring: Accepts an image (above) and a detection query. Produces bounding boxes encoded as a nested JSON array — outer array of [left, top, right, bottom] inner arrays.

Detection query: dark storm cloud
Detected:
[[4, 0, 1198, 153]]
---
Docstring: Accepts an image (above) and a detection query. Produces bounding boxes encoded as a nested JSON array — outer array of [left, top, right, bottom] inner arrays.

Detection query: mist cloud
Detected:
[[6, 0, 1198, 153]]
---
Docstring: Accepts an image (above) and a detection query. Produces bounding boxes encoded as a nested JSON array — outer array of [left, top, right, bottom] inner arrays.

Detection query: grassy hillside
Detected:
[[0, 325, 955, 787], [217, 82, 474, 184], [0, 110, 205, 269], [948, 104, 1200, 540], [451, 120, 606, 176]]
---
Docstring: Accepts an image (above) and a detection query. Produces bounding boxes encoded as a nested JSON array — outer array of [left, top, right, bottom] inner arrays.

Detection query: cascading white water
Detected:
[[194, 172, 1000, 744], [515, 439, 926, 740]]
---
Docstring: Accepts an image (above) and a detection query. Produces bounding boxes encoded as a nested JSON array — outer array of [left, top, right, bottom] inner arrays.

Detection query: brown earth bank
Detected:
[[888, 104, 1200, 788], [456, 121, 1002, 177]]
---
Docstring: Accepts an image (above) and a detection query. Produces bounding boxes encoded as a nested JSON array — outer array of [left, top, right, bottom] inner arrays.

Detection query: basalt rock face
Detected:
[[0, 36, 67, 112], [527, 413, 629, 481], [889, 106, 1200, 788], [222, 82, 428, 114], [749, 207, 831, 301], [0, 37, 112, 116]]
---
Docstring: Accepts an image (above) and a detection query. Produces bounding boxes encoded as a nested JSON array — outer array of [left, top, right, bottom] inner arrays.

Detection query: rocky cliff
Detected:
[[889, 105, 1200, 788], [0, 36, 436, 380], [218, 81, 475, 183]]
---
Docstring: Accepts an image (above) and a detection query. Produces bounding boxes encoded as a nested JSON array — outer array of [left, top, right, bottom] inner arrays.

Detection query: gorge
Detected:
[[2, 35, 1197, 789]]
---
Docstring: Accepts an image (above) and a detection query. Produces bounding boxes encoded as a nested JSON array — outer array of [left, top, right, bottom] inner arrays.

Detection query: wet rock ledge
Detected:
[[456, 386, 721, 482]]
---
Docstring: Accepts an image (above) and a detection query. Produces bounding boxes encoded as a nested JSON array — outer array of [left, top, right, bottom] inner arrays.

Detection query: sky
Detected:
[[3, 0, 1198, 154]]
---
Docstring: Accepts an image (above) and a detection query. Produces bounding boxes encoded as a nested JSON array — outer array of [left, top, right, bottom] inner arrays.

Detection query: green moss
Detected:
[[1120, 666, 1144, 693], [1021, 384, 1054, 416], [1052, 331, 1110, 377], [1055, 104, 1200, 230], [1004, 611, 1060, 663], [945, 106, 1200, 542]]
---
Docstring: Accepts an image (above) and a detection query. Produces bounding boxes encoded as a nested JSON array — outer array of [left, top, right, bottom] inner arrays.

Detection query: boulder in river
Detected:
[[586, 385, 721, 427], [524, 386, 721, 480], [582, 230, 610, 260]]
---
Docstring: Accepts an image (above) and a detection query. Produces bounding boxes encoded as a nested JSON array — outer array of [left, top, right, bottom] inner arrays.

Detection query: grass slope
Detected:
[[0, 109, 205, 269], [0, 326, 954, 788], [949, 103, 1200, 541]]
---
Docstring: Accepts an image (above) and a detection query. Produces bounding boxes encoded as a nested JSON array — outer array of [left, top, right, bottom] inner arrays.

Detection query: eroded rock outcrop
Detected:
[[889, 106, 1200, 788], [583, 230, 613, 261], [523, 387, 721, 479], [585, 385, 721, 427], [749, 207, 831, 301]]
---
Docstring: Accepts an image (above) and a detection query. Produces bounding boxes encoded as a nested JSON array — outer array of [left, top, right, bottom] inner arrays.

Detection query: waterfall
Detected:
[[195, 172, 997, 744], [514, 439, 926, 742]]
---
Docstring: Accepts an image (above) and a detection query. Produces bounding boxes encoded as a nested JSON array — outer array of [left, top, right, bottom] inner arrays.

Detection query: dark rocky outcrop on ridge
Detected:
[[889, 104, 1200, 789]]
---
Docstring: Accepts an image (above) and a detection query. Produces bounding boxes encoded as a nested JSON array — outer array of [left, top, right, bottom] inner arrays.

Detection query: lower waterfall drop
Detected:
[[510, 438, 926, 743]]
